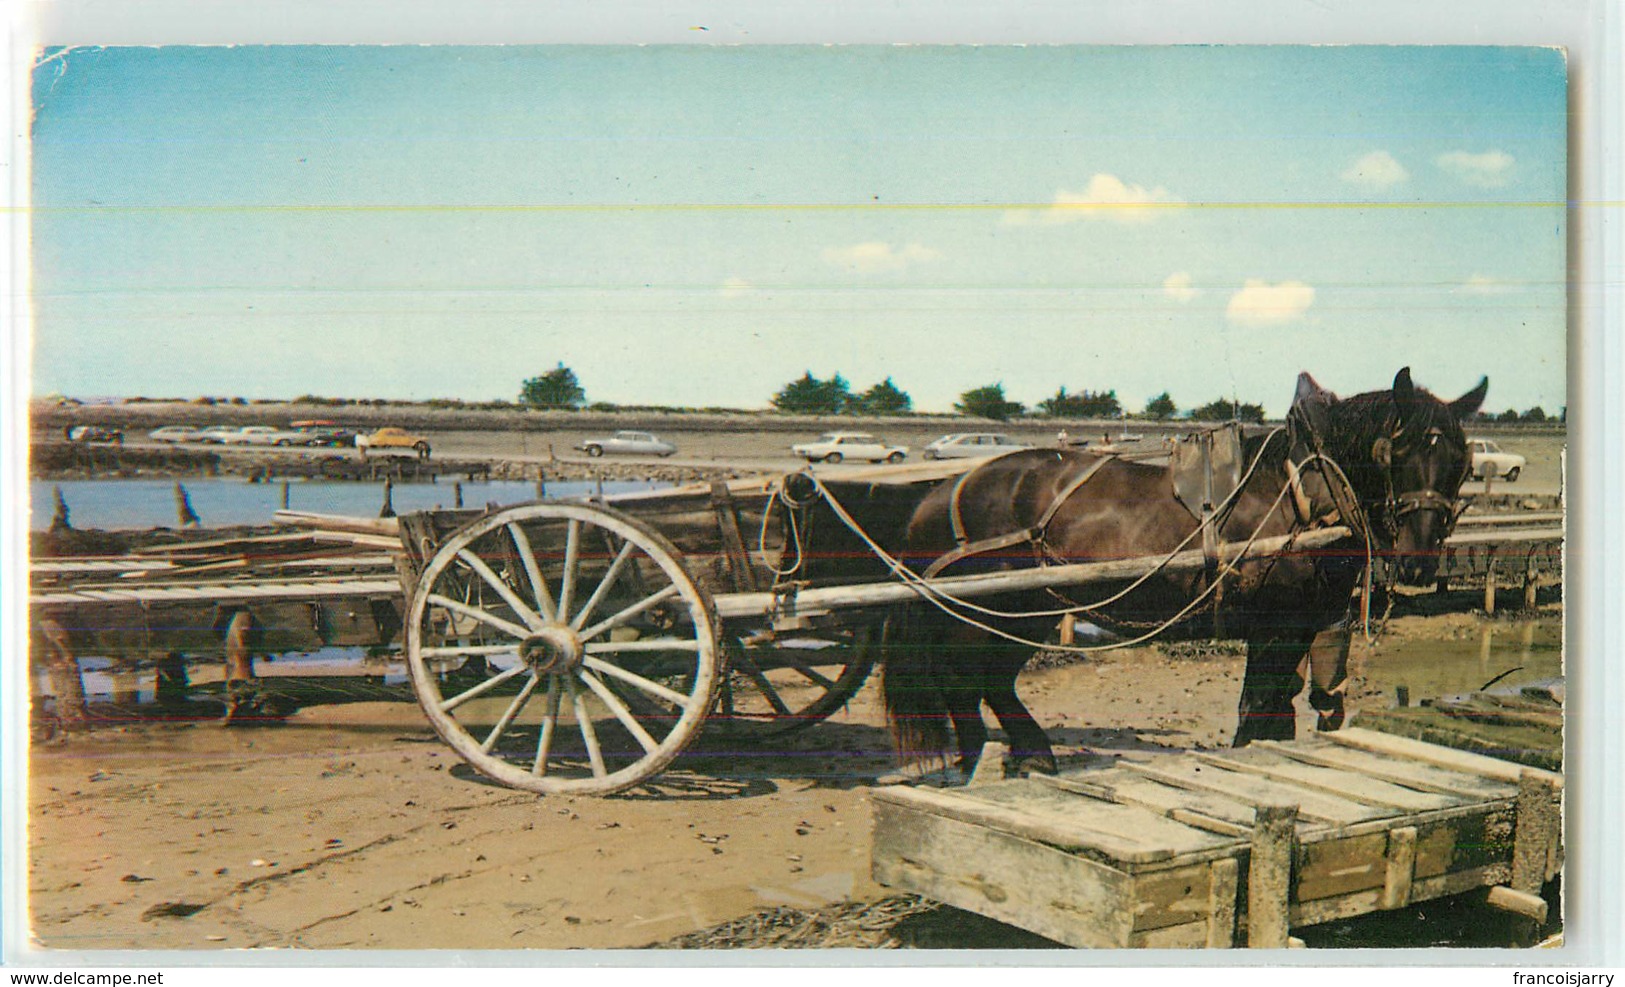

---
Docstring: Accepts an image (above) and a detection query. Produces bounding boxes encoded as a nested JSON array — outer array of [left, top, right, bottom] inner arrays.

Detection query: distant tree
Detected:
[[1143, 392, 1178, 420], [1496, 408, 1520, 423], [1189, 398, 1267, 424], [771, 371, 852, 415], [520, 363, 587, 409], [1521, 406, 1548, 423], [956, 383, 1025, 422], [1037, 387, 1122, 419], [853, 377, 912, 415]]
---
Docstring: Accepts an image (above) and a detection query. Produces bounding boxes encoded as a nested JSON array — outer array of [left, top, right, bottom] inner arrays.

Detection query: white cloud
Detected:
[[1163, 272, 1198, 303], [718, 277, 754, 297], [1226, 280, 1316, 326], [1436, 150, 1515, 188], [1339, 151, 1409, 190], [820, 241, 941, 274], [1004, 173, 1181, 226]]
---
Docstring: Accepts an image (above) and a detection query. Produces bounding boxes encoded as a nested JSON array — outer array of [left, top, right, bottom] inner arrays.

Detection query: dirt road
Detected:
[[26, 605, 1556, 953]]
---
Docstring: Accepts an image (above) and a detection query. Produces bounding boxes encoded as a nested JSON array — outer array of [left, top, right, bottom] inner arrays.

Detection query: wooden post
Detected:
[[174, 482, 201, 527], [1395, 685, 1410, 708], [379, 477, 396, 519], [1434, 576, 1449, 596], [1484, 557, 1498, 615], [1247, 803, 1298, 948], [1523, 557, 1539, 609], [1058, 613, 1076, 646], [534, 468, 546, 499], [36, 616, 90, 730], [50, 485, 72, 531], [1381, 826, 1418, 909], [594, 473, 604, 499], [1505, 769, 1561, 945], [454, 481, 464, 508], [280, 481, 291, 510]]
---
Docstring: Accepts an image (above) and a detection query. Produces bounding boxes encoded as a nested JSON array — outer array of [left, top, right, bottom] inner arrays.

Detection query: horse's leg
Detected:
[[1305, 624, 1351, 732], [979, 643, 1056, 776], [1234, 631, 1313, 745]]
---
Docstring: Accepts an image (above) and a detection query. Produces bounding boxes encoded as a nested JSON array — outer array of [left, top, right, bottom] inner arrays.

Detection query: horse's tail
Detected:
[[879, 611, 952, 768]]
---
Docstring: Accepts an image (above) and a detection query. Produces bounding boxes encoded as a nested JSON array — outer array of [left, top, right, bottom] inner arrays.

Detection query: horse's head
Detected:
[[1300, 367, 1487, 583]]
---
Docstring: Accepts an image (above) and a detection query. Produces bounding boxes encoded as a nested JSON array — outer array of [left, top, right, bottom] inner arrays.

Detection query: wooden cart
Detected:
[[388, 466, 1361, 796]]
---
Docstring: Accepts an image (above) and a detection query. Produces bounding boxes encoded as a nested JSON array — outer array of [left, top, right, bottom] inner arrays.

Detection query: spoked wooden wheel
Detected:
[[404, 502, 721, 795], [711, 626, 878, 740]]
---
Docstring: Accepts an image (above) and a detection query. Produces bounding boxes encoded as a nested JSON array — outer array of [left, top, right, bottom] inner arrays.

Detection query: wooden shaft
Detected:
[[1247, 803, 1298, 948], [714, 526, 1352, 620]]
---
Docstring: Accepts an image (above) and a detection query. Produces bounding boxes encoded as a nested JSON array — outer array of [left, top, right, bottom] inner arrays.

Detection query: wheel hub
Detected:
[[519, 625, 584, 675]]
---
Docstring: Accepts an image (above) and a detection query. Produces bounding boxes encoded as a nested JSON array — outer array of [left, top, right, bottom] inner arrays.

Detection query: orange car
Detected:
[[355, 427, 432, 459]]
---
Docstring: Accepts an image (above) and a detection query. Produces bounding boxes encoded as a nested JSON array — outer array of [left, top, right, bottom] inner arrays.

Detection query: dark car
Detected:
[[290, 420, 358, 448], [64, 425, 124, 444]]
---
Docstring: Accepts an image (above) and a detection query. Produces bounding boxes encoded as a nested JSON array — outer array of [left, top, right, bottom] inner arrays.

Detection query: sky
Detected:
[[27, 45, 1568, 416]]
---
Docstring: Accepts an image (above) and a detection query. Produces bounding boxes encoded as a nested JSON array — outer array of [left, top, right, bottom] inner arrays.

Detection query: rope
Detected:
[[802, 462, 1303, 655]]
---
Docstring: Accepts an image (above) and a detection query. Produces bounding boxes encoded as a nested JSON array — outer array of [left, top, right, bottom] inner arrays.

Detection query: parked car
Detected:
[[356, 427, 432, 459], [222, 426, 286, 445], [576, 431, 677, 458], [1469, 438, 1526, 481], [922, 433, 1032, 460], [64, 425, 124, 444], [290, 420, 357, 448], [148, 425, 201, 443], [791, 432, 907, 464], [194, 425, 245, 444]]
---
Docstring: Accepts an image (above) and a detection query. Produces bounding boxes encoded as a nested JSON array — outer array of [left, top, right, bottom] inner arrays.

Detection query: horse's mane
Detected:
[[1316, 385, 1466, 499]]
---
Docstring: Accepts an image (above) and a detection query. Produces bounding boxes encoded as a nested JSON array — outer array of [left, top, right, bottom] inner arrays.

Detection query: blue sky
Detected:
[[29, 45, 1567, 415]]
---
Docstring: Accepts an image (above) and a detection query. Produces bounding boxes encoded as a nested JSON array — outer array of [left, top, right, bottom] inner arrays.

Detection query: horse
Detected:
[[860, 367, 1486, 778]]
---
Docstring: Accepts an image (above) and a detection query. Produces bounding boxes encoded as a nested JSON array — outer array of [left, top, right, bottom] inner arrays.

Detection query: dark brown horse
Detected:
[[867, 368, 1486, 776]]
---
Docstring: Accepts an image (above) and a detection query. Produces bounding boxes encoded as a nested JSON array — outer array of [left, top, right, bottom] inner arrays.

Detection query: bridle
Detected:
[[1368, 417, 1471, 549]]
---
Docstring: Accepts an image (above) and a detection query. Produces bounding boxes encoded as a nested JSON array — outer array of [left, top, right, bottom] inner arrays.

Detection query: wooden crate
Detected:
[[870, 728, 1562, 948]]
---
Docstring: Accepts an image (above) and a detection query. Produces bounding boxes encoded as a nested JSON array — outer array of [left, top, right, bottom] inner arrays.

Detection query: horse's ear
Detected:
[[1450, 376, 1489, 421], [1290, 372, 1337, 436], [1392, 367, 1416, 406]]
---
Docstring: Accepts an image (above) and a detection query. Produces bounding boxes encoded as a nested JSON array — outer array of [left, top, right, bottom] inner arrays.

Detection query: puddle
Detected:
[[1361, 618, 1562, 701]]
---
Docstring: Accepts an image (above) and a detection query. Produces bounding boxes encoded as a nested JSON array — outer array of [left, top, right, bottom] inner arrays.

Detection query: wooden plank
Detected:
[[1247, 803, 1297, 948], [32, 578, 402, 607], [1038, 771, 1263, 838], [1286, 862, 1513, 929], [1196, 749, 1463, 812], [869, 785, 1172, 863], [1296, 832, 1387, 902], [1325, 727, 1564, 789], [1121, 758, 1387, 826], [1206, 857, 1239, 948], [870, 798, 1135, 949], [1256, 738, 1517, 800], [962, 782, 1234, 859], [1130, 861, 1222, 934]]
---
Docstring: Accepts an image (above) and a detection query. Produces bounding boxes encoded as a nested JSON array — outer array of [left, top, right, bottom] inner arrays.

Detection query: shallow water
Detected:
[[31, 477, 663, 531], [1361, 617, 1563, 701]]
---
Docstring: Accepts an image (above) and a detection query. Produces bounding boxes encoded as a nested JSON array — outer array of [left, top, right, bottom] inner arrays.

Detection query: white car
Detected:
[[791, 432, 907, 464], [194, 425, 245, 444], [1469, 438, 1526, 482], [923, 433, 1032, 460], [148, 425, 201, 443], [221, 426, 285, 445], [576, 431, 677, 458]]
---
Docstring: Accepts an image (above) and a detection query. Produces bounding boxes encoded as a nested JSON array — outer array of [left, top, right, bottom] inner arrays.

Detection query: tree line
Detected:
[[517, 364, 1557, 424]]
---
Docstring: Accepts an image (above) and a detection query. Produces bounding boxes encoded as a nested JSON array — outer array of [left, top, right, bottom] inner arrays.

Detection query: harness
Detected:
[[922, 454, 1113, 579]]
